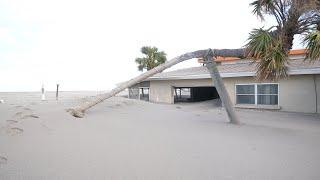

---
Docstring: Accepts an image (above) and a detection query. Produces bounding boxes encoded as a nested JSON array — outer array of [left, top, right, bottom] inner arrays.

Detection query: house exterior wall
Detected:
[[223, 75, 319, 113], [277, 75, 318, 113], [149, 74, 320, 113]]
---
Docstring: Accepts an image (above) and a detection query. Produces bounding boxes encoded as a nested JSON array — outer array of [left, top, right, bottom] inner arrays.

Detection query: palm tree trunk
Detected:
[[204, 50, 240, 124], [68, 48, 245, 119]]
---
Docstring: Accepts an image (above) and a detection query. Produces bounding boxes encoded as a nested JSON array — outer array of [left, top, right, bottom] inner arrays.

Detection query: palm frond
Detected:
[[135, 46, 167, 71], [303, 30, 320, 61], [246, 27, 275, 59], [155, 51, 167, 64], [255, 43, 288, 81], [246, 27, 288, 80], [141, 46, 149, 55], [250, 0, 276, 20], [135, 57, 147, 71]]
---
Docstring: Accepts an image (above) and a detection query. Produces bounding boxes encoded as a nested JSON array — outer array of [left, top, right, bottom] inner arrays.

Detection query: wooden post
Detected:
[[142, 88, 145, 97], [56, 84, 59, 100], [138, 88, 141, 100], [41, 84, 46, 101]]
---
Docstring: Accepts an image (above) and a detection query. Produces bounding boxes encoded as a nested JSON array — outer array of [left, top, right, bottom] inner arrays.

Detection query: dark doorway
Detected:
[[174, 86, 219, 103], [139, 87, 149, 101]]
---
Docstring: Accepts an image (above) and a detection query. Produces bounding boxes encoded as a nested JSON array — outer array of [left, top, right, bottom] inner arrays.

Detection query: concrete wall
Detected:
[[149, 74, 320, 113]]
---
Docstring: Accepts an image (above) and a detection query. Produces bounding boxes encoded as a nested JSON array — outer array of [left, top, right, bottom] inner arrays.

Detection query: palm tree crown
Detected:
[[246, 0, 320, 80], [135, 46, 167, 71]]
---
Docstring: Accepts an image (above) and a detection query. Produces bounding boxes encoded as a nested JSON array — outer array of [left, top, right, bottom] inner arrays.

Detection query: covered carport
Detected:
[[174, 86, 219, 103]]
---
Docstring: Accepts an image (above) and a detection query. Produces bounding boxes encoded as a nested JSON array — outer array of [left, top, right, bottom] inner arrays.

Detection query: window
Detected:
[[236, 84, 279, 105], [236, 85, 255, 104], [257, 84, 278, 105]]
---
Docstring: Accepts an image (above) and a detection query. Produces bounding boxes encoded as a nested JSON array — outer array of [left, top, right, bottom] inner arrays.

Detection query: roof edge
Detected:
[[146, 67, 320, 81]]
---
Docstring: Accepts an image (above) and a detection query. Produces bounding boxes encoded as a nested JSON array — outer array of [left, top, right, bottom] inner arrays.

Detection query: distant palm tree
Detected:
[[246, 0, 320, 80], [135, 46, 167, 71]]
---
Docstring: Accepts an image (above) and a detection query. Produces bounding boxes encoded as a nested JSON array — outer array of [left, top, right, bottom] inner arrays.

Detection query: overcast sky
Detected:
[[0, 0, 303, 92]]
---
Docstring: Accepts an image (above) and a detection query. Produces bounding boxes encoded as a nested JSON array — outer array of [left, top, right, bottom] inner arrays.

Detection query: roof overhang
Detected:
[[146, 68, 320, 81]]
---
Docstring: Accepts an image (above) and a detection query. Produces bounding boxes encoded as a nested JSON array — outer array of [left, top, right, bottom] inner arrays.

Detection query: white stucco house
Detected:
[[129, 49, 320, 114]]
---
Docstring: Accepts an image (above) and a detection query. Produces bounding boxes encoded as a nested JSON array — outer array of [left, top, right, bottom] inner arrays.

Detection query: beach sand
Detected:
[[0, 91, 320, 179]]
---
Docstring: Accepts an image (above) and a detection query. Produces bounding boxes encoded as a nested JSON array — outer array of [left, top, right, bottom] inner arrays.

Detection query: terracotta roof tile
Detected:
[[198, 49, 307, 63]]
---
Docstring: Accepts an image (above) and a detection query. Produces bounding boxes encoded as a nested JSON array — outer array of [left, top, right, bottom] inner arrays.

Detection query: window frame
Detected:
[[235, 83, 280, 106], [235, 84, 256, 105]]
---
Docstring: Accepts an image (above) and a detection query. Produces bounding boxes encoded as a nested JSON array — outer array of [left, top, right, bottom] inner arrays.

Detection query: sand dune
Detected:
[[0, 92, 320, 179]]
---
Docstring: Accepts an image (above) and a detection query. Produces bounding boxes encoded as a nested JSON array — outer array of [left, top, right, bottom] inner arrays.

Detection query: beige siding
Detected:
[[278, 75, 316, 113], [149, 74, 320, 113]]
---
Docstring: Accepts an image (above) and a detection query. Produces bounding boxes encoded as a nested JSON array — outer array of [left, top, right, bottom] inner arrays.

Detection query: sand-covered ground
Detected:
[[0, 92, 320, 179]]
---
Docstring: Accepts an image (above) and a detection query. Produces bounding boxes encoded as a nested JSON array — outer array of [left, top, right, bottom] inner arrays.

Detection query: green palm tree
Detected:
[[135, 46, 167, 71], [246, 0, 320, 80]]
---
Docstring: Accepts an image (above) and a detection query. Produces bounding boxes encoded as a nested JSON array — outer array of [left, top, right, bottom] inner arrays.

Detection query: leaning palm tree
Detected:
[[68, 48, 244, 124], [135, 46, 167, 71], [247, 0, 320, 80]]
